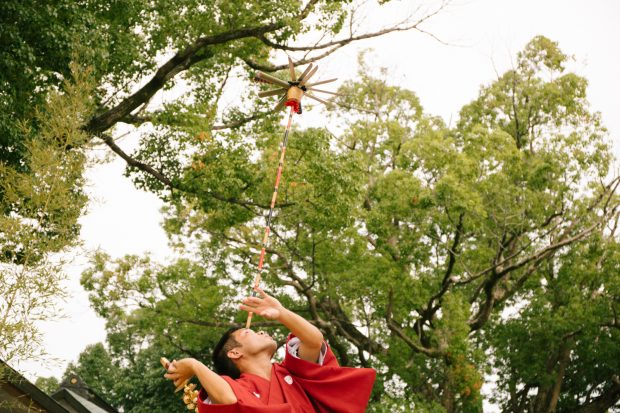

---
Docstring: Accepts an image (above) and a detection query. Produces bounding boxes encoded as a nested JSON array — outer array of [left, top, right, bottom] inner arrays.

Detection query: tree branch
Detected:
[[469, 206, 618, 332], [468, 219, 603, 332], [567, 375, 620, 413], [256, 0, 452, 52], [320, 296, 386, 356], [211, 110, 277, 130], [98, 133, 295, 210], [245, 2, 454, 74], [84, 0, 338, 136], [386, 289, 443, 358], [243, 45, 343, 72], [122, 108, 276, 131], [462, 176, 620, 288], [98, 133, 173, 187], [86, 23, 288, 134], [413, 212, 464, 341]]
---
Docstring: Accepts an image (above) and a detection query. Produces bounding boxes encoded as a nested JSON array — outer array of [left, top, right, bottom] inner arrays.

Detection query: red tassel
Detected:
[[285, 99, 300, 114]]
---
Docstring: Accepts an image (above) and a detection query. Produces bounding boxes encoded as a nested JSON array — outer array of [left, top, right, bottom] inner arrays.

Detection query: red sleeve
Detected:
[[196, 377, 292, 413], [280, 334, 376, 413]]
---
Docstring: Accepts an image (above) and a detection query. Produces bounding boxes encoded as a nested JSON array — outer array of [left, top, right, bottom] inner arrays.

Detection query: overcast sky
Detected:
[[14, 0, 620, 405]]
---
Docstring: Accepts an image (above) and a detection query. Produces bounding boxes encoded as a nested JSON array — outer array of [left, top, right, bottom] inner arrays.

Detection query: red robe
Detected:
[[197, 334, 376, 413]]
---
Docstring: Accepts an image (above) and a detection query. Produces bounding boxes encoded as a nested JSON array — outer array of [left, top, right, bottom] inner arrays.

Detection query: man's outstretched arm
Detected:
[[164, 358, 237, 404], [240, 287, 324, 363]]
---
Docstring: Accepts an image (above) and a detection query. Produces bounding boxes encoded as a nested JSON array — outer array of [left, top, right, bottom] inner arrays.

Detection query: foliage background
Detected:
[[2, 1, 619, 412]]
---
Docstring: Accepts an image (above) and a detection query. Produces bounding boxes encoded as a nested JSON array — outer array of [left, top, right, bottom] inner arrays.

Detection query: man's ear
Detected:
[[227, 348, 242, 360]]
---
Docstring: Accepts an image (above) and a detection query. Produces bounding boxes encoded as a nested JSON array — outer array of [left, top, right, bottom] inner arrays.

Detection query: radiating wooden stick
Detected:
[[274, 95, 287, 110], [297, 63, 314, 82], [288, 56, 297, 82], [255, 71, 290, 88], [305, 78, 338, 87], [298, 66, 319, 86], [306, 87, 344, 96], [259, 88, 287, 98], [305, 92, 332, 106]]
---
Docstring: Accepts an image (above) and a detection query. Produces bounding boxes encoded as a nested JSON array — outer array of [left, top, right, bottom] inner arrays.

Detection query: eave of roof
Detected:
[[0, 359, 69, 413]]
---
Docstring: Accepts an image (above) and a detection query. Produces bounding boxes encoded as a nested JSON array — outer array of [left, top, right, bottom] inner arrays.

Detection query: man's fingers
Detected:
[[254, 286, 268, 298], [239, 304, 256, 313], [243, 297, 262, 305], [174, 379, 188, 393], [164, 373, 178, 380]]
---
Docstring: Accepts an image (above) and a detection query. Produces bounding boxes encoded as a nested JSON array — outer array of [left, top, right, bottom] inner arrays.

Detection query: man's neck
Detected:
[[239, 353, 273, 381]]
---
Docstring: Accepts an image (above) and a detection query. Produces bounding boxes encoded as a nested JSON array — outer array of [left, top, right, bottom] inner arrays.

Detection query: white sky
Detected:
[[14, 0, 620, 408]]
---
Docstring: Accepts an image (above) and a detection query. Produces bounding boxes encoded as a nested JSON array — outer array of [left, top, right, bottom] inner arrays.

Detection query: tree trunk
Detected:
[[546, 342, 572, 412], [441, 374, 456, 413], [532, 338, 573, 413]]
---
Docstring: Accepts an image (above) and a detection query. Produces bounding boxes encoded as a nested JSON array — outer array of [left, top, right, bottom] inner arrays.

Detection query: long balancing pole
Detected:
[[246, 106, 295, 328]]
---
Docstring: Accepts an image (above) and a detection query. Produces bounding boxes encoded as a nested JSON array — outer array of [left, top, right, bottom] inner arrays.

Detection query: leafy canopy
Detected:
[[61, 36, 620, 412]]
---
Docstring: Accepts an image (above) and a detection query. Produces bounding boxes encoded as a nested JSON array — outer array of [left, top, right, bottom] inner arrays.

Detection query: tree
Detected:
[[62, 343, 122, 406], [1, 0, 448, 363], [35, 376, 60, 396], [0, 62, 94, 362], [77, 37, 619, 412], [488, 234, 620, 413]]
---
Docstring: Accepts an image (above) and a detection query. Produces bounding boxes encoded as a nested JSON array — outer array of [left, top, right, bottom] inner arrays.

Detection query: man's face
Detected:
[[232, 328, 277, 357]]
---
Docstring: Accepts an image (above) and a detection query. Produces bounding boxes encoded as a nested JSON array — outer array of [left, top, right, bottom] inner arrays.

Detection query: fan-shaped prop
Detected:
[[254, 57, 338, 114]]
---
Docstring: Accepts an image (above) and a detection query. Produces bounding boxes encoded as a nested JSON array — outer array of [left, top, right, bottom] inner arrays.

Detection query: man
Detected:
[[164, 287, 376, 412]]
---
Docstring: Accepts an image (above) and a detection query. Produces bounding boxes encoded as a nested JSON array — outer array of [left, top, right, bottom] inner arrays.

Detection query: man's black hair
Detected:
[[212, 327, 242, 379]]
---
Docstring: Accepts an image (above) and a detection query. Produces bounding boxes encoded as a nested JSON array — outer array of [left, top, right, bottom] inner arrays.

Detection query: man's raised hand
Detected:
[[240, 287, 284, 320]]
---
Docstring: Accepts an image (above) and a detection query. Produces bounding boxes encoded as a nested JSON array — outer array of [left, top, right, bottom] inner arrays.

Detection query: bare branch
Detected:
[[461, 176, 620, 289], [256, 0, 454, 52], [243, 45, 343, 72], [98, 133, 174, 187], [469, 199, 619, 331], [98, 133, 295, 210], [212, 109, 277, 130]]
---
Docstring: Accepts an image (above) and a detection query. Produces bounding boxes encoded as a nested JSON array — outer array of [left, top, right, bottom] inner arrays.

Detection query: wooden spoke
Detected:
[[259, 88, 286, 98], [297, 63, 314, 83], [298, 66, 319, 86], [306, 87, 343, 96], [255, 71, 290, 88], [305, 78, 337, 87], [305, 92, 332, 106], [288, 56, 296, 81], [274, 95, 287, 110]]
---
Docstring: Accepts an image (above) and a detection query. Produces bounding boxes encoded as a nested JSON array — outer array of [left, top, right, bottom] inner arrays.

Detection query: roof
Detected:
[[0, 359, 118, 413], [52, 389, 112, 413], [0, 359, 69, 413], [52, 375, 117, 413]]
